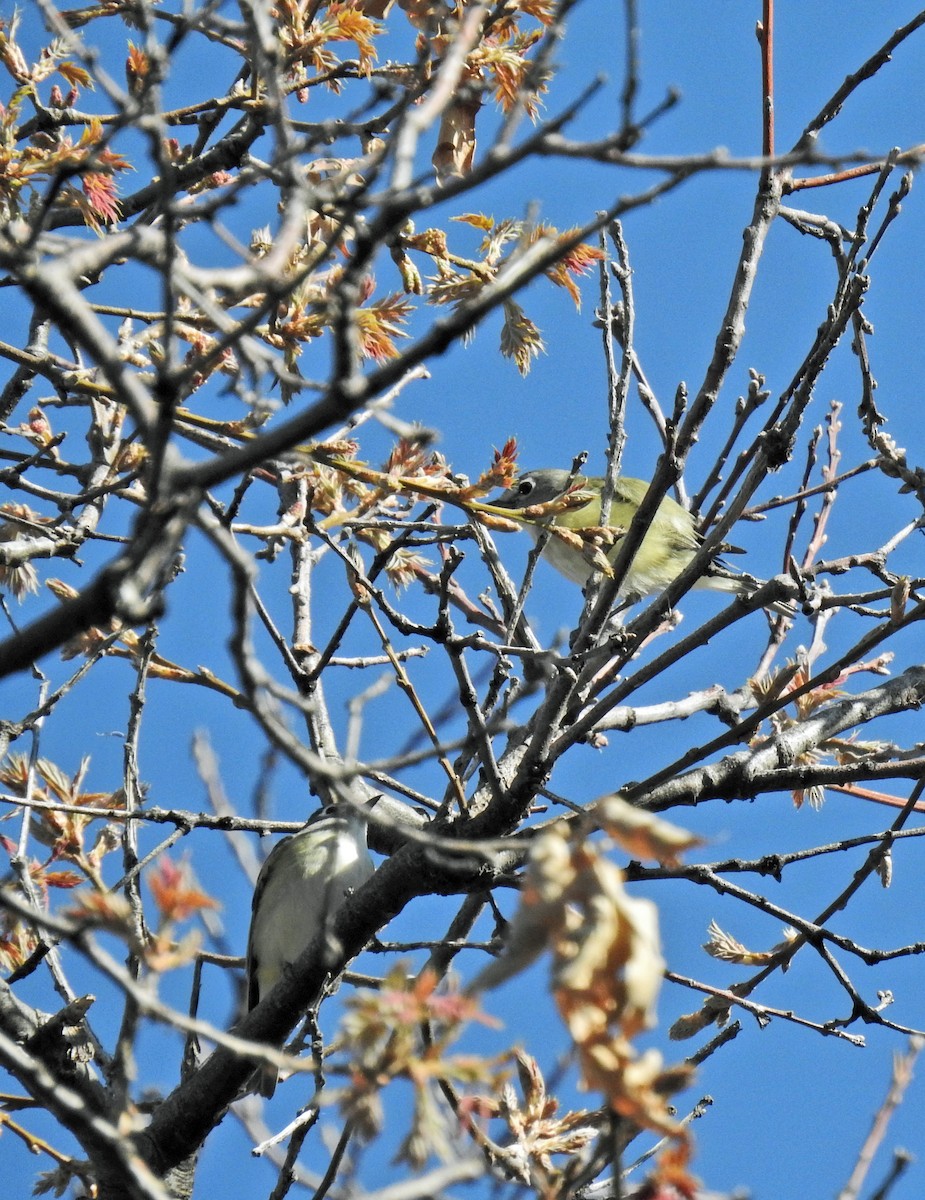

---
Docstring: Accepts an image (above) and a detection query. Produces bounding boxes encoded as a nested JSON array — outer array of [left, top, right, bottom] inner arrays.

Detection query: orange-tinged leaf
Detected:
[[499, 298, 543, 375], [66, 889, 133, 930], [328, 4, 380, 74], [466, 438, 519, 497], [0, 926, 39, 972], [148, 855, 219, 922], [355, 292, 413, 360], [57, 61, 93, 89], [82, 172, 121, 225], [453, 212, 495, 231], [559, 235, 605, 275], [519, 0, 556, 22], [44, 870, 85, 889], [125, 42, 150, 95]]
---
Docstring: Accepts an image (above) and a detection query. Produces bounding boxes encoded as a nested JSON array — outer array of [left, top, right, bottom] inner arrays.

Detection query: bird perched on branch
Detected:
[[246, 802, 374, 1096], [492, 468, 793, 615]]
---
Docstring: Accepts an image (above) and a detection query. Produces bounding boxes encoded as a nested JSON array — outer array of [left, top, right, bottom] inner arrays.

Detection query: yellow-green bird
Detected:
[[493, 468, 792, 613]]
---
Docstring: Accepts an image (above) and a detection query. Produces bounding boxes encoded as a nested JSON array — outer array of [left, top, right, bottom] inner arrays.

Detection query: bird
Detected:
[[246, 801, 374, 1096], [492, 468, 793, 614]]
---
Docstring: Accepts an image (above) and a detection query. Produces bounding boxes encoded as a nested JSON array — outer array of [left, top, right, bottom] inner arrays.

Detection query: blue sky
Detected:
[[5, 3, 925, 1197]]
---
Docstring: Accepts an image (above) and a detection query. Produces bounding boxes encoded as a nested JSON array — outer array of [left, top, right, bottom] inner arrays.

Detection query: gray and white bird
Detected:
[[246, 802, 374, 1096]]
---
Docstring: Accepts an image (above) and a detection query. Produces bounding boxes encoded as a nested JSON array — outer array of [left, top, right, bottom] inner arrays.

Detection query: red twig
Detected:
[[758, 0, 775, 158]]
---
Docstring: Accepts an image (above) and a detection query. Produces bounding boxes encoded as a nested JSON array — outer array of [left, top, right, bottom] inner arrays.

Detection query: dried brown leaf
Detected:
[[595, 794, 703, 867]]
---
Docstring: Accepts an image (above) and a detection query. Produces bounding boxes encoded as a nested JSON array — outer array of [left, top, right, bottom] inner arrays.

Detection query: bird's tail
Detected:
[[700, 566, 795, 618]]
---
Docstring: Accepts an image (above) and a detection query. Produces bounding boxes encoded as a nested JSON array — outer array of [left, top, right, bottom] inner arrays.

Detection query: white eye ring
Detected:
[[517, 479, 534, 496]]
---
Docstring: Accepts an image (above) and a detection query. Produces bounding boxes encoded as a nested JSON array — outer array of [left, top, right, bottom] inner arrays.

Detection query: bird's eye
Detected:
[[517, 479, 534, 497]]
